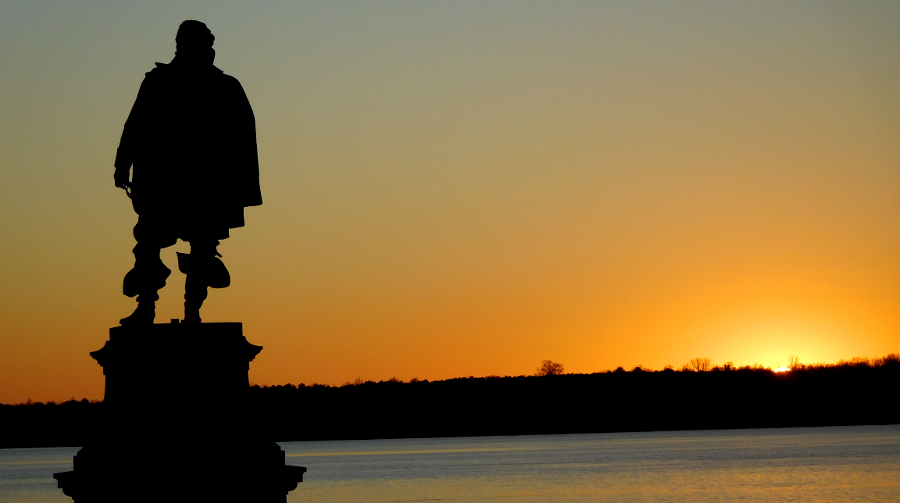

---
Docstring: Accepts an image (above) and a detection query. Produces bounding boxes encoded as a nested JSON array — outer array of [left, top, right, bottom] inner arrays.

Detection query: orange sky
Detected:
[[1, 1, 898, 403]]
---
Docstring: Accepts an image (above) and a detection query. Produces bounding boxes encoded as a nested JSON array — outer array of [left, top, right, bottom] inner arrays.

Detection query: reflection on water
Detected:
[[2, 426, 898, 502]]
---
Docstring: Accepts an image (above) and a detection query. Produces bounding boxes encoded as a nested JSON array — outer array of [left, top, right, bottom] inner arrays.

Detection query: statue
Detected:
[[113, 20, 261, 325], [54, 22, 304, 502]]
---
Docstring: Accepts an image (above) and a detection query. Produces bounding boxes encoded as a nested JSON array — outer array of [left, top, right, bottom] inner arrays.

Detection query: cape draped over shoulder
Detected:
[[115, 61, 262, 231]]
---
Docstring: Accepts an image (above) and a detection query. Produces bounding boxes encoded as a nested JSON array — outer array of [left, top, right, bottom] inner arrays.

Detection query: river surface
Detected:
[[2, 425, 898, 502]]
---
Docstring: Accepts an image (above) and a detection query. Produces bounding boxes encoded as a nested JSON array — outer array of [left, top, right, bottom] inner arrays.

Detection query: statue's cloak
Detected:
[[115, 60, 261, 234]]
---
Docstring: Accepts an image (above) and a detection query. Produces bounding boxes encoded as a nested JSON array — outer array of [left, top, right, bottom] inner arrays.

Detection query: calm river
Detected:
[[2, 425, 898, 502]]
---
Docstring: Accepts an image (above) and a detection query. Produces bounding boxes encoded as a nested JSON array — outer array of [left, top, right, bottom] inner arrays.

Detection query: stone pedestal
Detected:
[[54, 323, 305, 502]]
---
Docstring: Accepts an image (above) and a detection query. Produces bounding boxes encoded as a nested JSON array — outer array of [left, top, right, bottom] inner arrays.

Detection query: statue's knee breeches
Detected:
[[132, 218, 178, 254]]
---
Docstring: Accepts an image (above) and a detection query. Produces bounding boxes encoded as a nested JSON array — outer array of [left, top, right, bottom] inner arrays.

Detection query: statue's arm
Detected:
[[114, 78, 152, 188]]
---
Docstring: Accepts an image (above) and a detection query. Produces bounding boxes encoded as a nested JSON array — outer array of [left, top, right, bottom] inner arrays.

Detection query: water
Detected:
[[2, 425, 898, 502], [0, 446, 80, 503]]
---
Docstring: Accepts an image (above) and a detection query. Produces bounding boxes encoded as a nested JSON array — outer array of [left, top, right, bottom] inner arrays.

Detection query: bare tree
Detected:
[[682, 357, 713, 372], [536, 360, 565, 376], [787, 355, 801, 371]]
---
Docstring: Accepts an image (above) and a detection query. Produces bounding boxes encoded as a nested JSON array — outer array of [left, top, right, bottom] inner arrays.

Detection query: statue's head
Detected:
[[176, 20, 215, 65]]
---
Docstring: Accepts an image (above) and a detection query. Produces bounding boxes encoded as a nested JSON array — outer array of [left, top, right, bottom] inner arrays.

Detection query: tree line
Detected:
[[1, 354, 897, 448]]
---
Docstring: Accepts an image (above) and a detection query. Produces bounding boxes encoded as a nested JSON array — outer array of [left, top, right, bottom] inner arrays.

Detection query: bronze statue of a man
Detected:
[[114, 20, 261, 325]]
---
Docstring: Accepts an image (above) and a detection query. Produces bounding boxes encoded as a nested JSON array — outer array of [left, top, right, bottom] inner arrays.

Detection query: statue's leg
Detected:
[[120, 220, 174, 326], [181, 238, 230, 324], [183, 262, 208, 324]]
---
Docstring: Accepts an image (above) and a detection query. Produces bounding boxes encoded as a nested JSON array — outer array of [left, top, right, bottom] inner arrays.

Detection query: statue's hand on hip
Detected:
[[114, 167, 131, 189]]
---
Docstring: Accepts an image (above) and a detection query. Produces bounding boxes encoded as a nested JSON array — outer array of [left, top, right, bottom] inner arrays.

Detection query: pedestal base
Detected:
[[53, 323, 304, 502], [54, 441, 305, 502]]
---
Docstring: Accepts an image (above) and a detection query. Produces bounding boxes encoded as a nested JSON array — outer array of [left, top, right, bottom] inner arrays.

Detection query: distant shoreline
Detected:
[[2, 356, 897, 449]]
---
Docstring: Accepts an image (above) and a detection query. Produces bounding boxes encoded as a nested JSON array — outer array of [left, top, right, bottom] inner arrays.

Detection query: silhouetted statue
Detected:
[[55, 22, 303, 501], [114, 20, 261, 325]]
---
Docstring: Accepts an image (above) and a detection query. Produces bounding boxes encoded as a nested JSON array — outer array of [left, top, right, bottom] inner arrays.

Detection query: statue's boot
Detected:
[[120, 291, 159, 325], [121, 247, 169, 325], [178, 241, 229, 324], [183, 276, 207, 324]]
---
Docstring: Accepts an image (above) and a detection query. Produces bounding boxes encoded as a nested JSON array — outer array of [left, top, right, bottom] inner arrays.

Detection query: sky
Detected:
[[1, 1, 898, 403]]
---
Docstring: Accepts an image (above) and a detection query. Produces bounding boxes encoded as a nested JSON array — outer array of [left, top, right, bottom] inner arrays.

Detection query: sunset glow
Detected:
[[1, 2, 898, 403]]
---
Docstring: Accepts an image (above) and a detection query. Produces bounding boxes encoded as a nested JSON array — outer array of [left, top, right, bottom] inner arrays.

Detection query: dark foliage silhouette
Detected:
[[683, 357, 713, 372], [536, 360, 565, 376], [5, 353, 897, 447], [114, 19, 261, 326]]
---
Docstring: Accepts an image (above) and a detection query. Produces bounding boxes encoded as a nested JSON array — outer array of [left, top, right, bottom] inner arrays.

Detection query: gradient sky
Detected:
[[1, 1, 898, 403]]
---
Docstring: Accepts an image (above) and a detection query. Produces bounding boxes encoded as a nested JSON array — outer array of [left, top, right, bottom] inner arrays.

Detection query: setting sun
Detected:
[[1, 3, 900, 501], [0, 2, 897, 405]]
